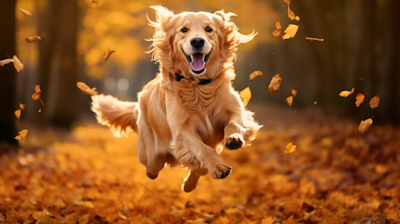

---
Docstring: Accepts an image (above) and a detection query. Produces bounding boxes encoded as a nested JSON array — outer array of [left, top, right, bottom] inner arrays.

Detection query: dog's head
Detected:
[[148, 6, 256, 79]]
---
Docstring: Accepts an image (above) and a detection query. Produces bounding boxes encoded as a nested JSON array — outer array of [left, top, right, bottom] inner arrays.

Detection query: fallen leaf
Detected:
[[20, 103, 25, 110], [339, 87, 355, 98], [286, 96, 293, 106], [359, 118, 373, 134], [313, 101, 317, 105], [292, 89, 297, 97], [15, 129, 28, 140], [91, 0, 100, 7], [240, 87, 251, 106], [103, 48, 115, 62], [80, 201, 94, 208], [268, 74, 282, 95], [375, 165, 388, 174], [261, 216, 275, 224], [305, 37, 324, 42], [249, 71, 263, 80], [369, 95, 380, 109], [13, 55, 24, 72], [288, 5, 300, 21], [18, 8, 33, 16], [282, 24, 299, 41], [272, 21, 282, 38], [0, 59, 14, 66], [285, 142, 296, 153], [77, 82, 98, 96], [355, 93, 365, 107], [26, 36, 42, 43], [14, 109, 21, 119]]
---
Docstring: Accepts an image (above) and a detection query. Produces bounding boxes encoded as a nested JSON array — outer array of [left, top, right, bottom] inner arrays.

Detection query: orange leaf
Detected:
[[261, 216, 275, 224], [292, 89, 297, 97], [14, 109, 21, 119], [18, 8, 33, 16], [32, 85, 41, 101], [38, 109, 42, 113], [305, 37, 324, 42], [282, 0, 291, 4], [282, 24, 299, 41], [272, 21, 282, 38], [13, 55, 24, 72], [15, 129, 28, 140], [77, 82, 98, 96], [355, 93, 365, 107], [20, 103, 25, 110], [286, 96, 293, 106], [369, 95, 380, 109], [249, 71, 263, 80], [240, 87, 251, 106], [288, 5, 300, 21], [359, 118, 373, 134], [285, 142, 296, 154], [268, 74, 282, 95], [91, 0, 100, 7], [313, 101, 317, 105], [103, 48, 115, 62], [339, 87, 355, 98], [26, 36, 42, 43]]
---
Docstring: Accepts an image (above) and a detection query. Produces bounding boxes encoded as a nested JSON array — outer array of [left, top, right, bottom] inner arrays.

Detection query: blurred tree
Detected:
[[0, 0, 17, 146], [37, 0, 79, 127]]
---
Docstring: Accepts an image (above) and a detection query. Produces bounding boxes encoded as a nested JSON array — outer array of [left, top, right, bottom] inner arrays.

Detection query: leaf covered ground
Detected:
[[1, 106, 400, 224]]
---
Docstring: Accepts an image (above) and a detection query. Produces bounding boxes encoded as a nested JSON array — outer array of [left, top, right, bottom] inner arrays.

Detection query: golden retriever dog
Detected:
[[91, 6, 262, 192]]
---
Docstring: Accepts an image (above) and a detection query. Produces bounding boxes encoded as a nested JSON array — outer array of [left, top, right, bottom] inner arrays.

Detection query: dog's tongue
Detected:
[[190, 53, 205, 71]]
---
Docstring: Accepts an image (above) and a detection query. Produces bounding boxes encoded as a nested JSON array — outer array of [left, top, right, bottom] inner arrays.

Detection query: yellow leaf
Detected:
[[288, 5, 300, 21], [15, 129, 28, 140], [291, 89, 297, 97], [26, 36, 42, 43], [0, 59, 14, 66], [80, 201, 94, 208], [14, 109, 21, 119], [272, 21, 282, 38], [91, 0, 100, 7], [103, 48, 115, 62], [282, 24, 299, 41], [13, 55, 24, 72], [339, 87, 355, 97], [268, 74, 282, 95], [249, 71, 263, 80], [306, 37, 324, 42], [369, 94, 380, 109], [77, 82, 98, 96], [18, 8, 33, 16], [355, 93, 365, 107], [261, 216, 275, 224], [240, 87, 251, 106], [358, 118, 373, 134], [286, 96, 293, 106], [285, 142, 296, 153]]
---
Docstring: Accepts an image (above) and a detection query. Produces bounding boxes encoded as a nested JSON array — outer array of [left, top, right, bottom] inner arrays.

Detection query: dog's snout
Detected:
[[190, 37, 205, 50]]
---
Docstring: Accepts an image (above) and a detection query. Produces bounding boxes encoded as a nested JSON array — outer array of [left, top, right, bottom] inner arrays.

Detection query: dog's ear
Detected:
[[214, 10, 257, 46], [148, 5, 174, 33]]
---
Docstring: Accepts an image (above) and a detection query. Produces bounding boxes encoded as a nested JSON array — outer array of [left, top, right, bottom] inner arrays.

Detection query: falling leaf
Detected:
[[292, 89, 297, 97], [282, 24, 299, 41], [268, 74, 282, 95], [272, 21, 282, 38], [249, 71, 263, 80], [20, 103, 25, 110], [313, 101, 317, 105], [285, 142, 296, 153], [31, 85, 44, 105], [339, 87, 355, 98], [261, 216, 275, 224], [14, 109, 21, 119], [282, 0, 291, 4], [358, 77, 364, 80], [18, 8, 33, 16], [369, 95, 380, 109], [77, 82, 98, 96], [240, 87, 251, 106], [288, 5, 300, 21], [91, 0, 100, 7], [38, 109, 42, 113], [359, 118, 373, 134], [305, 37, 324, 42], [103, 48, 115, 62], [0, 59, 14, 66], [13, 55, 24, 72], [15, 129, 28, 140], [355, 93, 365, 107], [26, 36, 42, 43], [286, 96, 293, 106]]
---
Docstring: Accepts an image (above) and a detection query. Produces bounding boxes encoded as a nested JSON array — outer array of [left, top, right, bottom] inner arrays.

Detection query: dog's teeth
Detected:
[[190, 55, 194, 61]]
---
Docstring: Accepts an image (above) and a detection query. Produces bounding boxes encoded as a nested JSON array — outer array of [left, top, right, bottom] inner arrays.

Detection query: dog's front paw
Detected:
[[224, 133, 244, 150], [209, 162, 232, 180]]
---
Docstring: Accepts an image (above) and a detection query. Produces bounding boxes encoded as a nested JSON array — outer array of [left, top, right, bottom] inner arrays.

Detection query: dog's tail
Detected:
[[91, 94, 139, 138]]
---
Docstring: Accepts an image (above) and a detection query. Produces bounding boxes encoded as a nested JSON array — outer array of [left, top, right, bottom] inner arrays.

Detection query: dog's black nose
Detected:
[[190, 37, 205, 50]]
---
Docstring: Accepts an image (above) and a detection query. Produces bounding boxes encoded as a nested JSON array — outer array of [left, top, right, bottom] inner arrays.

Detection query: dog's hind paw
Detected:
[[224, 133, 244, 150], [209, 163, 232, 180]]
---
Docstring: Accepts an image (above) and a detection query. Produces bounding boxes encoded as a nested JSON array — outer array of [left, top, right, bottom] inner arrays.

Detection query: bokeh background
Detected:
[[1, 0, 400, 145]]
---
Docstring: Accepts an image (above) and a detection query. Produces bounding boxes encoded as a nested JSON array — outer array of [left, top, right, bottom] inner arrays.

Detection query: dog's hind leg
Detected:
[[182, 168, 208, 192]]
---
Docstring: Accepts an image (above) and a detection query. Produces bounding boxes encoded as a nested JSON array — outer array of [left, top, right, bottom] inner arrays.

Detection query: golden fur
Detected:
[[91, 6, 262, 192]]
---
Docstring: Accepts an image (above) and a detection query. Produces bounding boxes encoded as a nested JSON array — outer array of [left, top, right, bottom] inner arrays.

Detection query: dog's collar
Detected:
[[175, 74, 211, 85]]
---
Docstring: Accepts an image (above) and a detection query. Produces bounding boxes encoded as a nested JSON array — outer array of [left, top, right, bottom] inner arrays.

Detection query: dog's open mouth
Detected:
[[182, 49, 212, 74]]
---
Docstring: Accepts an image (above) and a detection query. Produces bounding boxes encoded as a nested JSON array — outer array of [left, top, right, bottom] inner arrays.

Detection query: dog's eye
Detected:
[[205, 27, 212, 32], [181, 28, 188, 33]]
